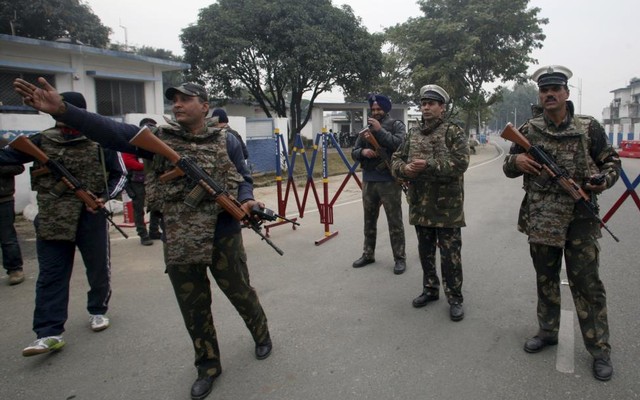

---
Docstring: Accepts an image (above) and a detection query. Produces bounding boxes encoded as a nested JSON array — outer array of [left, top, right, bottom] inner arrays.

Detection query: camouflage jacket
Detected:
[[502, 104, 621, 247], [145, 120, 246, 265], [2, 128, 126, 241], [53, 105, 253, 261], [391, 119, 469, 227]]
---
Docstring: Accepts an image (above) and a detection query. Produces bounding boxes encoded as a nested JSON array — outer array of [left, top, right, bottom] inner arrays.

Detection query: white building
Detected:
[[0, 33, 189, 212], [602, 77, 640, 145]]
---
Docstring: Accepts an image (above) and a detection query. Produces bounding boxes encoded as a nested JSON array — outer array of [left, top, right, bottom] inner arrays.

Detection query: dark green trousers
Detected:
[[415, 226, 463, 304], [361, 180, 406, 261], [167, 232, 269, 378], [530, 235, 610, 359]]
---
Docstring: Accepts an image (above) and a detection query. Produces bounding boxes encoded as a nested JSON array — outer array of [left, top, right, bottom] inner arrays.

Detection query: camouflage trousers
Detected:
[[415, 226, 463, 303], [530, 239, 610, 359], [166, 232, 270, 378], [361, 181, 406, 261]]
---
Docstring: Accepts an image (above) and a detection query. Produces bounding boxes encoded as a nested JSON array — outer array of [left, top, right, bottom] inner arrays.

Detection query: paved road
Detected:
[[1, 141, 639, 400]]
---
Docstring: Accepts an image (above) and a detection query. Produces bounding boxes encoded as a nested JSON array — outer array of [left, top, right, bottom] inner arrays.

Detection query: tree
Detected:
[[0, 0, 111, 48], [181, 0, 382, 141], [490, 82, 538, 132], [386, 0, 547, 135], [345, 39, 415, 105], [137, 46, 186, 95]]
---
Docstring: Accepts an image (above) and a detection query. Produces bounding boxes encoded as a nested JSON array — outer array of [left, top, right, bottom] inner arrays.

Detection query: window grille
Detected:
[[95, 79, 145, 117], [0, 71, 55, 112]]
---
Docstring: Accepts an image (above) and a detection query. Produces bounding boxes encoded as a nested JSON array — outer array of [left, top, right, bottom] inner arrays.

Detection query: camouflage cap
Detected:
[[165, 83, 208, 102]]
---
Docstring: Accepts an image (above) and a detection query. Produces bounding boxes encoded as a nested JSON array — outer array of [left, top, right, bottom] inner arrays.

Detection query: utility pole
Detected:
[[569, 78, 582, 114], [119, 19, 128, 51]]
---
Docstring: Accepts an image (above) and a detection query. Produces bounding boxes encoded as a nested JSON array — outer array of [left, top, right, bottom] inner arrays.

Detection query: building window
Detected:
[[95, 79, 145, 117], [0, 71, 55, 113]]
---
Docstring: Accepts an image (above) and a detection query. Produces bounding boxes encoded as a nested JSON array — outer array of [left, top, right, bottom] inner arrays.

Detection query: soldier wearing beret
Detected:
[[0, 91, 127, 354], [351, 94, 407, 275], [391, 85, 469, 321], [13, 78, 272, 400], [502, 65, 621, 381]]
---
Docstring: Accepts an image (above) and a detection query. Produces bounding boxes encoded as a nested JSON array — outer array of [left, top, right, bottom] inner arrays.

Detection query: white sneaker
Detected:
[[89, 314, 110, 332], [22, 336, 65, 357]]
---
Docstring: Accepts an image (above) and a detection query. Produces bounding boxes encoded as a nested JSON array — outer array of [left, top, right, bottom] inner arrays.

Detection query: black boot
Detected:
[[255, 337, 273, 360], [523, 335, 558, 353], [412, 290, 439, 308], [352, 255, 375, 268], [393, 260, 406, 275], [593, 357, 613, 381], [449, 302, 464, 321], [190, 371, 221, 400]]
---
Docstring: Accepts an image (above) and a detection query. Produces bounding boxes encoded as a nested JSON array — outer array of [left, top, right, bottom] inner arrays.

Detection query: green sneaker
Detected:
[[22, 336, 65, 357]]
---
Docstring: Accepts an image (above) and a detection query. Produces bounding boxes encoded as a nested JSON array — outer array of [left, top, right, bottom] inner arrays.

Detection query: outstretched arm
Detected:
[[14, 77, 147, 157]]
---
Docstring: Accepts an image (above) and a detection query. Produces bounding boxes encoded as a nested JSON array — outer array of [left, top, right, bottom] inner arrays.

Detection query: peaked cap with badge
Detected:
[[419, 85, 450, 104], [531, 65, 573, 87]]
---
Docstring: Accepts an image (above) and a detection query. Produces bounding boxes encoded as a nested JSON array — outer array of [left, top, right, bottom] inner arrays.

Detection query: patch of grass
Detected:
[[252, 149, 358, 187]]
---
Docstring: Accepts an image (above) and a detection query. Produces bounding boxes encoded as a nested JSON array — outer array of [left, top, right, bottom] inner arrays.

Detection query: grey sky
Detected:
[[84, 0, 638, 120]]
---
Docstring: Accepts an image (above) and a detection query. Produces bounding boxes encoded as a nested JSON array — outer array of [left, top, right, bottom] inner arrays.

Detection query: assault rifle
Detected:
[[9, 135, 129, 238], [500, 123, 619, 242], [250, 204, 300, 226], [359, 125, 408, 194], [129, 127, 285, 255]]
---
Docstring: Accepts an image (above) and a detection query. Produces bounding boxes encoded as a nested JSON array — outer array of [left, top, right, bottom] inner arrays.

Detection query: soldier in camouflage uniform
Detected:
[[502, 65, 621, 381], [391, 85, 469, 322], [13, 79, 272, 400], [351, 94, 407, 275], [0, 92, 127, 355]]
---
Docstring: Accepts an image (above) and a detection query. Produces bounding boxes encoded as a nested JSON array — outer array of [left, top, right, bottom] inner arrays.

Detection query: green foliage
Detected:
[[0, 0, 111, 47], [489, 82, 539, 131], [345, 39, 414, 104], [135, 46, 182, 62], [180, 0, 382, 141], [386, 0, 547, 134]]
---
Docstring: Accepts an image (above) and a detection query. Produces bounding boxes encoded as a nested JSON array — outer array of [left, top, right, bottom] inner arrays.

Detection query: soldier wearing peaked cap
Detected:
[[351, 94, 407, 275], [502, 65, 621, 381], [391, 84, 469, 322]]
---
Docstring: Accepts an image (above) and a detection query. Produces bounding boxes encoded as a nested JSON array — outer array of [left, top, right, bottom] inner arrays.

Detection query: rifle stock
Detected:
[[8, 135, 129, 239], [130, 127, 285, 255], [500, 123, 619, 242], [359, 126, 408, 194]]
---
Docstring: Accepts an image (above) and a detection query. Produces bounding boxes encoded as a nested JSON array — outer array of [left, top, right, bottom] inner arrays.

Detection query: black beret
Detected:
[[61, 92, 87, 109], [211, 108, 229, 123]]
